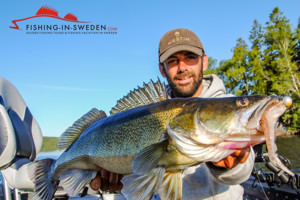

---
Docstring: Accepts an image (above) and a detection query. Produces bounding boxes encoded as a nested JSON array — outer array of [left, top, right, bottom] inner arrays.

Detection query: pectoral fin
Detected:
[[132, 140, 168, 174]]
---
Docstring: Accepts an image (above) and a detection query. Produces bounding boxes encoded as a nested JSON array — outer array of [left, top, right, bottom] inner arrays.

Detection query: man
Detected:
[[157, 28, 254, 199], [90, 28, 254, 200]]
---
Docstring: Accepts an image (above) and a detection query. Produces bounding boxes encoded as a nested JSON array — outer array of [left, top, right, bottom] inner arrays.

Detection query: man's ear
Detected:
[[159, 63, 167, 78], [202, 54, 208, 72]]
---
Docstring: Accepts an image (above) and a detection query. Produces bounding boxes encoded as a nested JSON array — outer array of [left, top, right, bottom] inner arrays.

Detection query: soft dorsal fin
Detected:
[[110, 79, 169, 115], [58, 108, 107, 150]]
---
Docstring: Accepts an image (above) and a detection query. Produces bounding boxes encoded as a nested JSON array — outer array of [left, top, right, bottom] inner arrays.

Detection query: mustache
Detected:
[[174, 71, 195, 80]]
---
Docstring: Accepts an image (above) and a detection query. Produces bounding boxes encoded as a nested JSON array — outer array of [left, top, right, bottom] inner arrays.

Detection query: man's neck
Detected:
[[191, 83, 203, 97]]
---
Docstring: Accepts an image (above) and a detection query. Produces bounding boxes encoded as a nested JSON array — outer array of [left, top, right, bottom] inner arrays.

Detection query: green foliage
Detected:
[[204, 57, 218, 75], [215, 7, 300, 133], [41, 137, 59, 152], [217, 38, 251, 95]]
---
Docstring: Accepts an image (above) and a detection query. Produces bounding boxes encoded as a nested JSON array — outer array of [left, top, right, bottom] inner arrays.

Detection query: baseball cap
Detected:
[[158, 28, 204, 63]]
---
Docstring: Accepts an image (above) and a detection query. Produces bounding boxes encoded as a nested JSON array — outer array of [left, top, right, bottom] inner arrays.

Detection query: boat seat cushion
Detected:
[[0, 103, 16, 169], [0, 77, 42, 169], [8, 108, 36, 161]]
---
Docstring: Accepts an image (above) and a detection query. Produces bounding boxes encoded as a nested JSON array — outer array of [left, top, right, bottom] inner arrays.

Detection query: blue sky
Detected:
[[1, 0, 299, 137]]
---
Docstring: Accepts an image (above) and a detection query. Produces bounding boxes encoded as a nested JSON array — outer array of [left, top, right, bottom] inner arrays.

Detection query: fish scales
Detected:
[[52, 99, 187, 177]]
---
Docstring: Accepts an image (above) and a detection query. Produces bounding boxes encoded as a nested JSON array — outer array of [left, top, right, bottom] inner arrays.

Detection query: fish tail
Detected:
[[28, 158, 58, 200]]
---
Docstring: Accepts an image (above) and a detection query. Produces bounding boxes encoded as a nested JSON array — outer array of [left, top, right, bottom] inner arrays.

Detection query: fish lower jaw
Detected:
[[220, 137, 266, 150]]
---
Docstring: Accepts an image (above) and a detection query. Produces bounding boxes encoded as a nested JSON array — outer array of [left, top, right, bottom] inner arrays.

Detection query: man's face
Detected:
[[160, 51, 207, 97]]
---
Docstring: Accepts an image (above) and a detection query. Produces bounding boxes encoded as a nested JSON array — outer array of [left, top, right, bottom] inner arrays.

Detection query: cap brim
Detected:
[[159, 45, 203, 63]]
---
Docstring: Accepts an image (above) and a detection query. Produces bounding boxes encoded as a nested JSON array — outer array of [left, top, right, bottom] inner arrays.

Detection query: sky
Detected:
[[0, 0, 299, 137]]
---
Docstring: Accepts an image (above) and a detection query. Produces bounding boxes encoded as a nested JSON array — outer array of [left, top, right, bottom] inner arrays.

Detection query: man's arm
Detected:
[[206, 148, 255, 185]]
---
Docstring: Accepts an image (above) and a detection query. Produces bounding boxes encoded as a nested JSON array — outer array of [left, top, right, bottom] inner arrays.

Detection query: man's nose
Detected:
[[178, 60, 187, 73]]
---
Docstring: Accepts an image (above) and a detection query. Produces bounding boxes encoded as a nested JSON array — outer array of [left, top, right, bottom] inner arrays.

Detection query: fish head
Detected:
[[168, 95, 290, 146]]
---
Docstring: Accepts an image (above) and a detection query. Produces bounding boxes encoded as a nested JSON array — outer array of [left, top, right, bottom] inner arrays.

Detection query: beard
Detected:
[[165, 69, 203, 98]]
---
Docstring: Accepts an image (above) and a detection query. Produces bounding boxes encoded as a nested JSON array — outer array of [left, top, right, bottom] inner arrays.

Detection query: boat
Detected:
[[242, 144, 300, 200]]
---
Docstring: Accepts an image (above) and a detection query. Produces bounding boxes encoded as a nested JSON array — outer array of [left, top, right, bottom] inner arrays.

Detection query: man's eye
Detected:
[[167, 59, 177, 65], [186, 56, 197, 60]]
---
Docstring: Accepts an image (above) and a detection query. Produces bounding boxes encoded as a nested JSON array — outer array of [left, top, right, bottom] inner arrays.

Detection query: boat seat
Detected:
[[0, 77, 43, 189]]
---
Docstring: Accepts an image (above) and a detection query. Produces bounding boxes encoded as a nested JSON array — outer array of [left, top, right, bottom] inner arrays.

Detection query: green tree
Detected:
[[263, 7, 299, 97], [204, 57, 218, 75], [217, 38, 251, 96], [215, 7, 300, 132], [263, 7, 299, 131], [248, 20, 266, 95]]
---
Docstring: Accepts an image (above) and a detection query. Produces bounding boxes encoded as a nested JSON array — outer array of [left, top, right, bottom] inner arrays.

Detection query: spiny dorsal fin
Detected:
[[58, 108, 107, 150], [110, 78, 169, 115]]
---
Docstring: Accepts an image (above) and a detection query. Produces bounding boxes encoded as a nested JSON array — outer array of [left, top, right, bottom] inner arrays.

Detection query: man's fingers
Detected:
[[238, 148, 250, 164], [89, 172, 101, 191], [109, 172, 119, 185], [224, 155, 236, 169], [100, 169, 109, 191], [213, 148, 251, 169], [108, 173, 123, 192], [90, 169, 124, 192]]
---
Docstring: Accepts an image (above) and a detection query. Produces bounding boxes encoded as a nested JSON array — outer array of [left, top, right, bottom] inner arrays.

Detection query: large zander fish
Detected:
[[29, 79, 293, 200]]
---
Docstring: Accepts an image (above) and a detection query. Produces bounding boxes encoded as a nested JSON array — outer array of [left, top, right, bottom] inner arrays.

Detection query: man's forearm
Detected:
[[205, 148, 255, 185]]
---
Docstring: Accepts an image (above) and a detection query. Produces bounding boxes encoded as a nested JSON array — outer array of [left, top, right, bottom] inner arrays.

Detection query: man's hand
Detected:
[[213, 148, 250, 169], [89, 168, 123, 192]]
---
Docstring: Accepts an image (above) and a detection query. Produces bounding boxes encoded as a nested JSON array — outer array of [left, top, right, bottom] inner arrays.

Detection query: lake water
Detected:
[[275, 134, 300, 173], [254, 134, 300, 174]]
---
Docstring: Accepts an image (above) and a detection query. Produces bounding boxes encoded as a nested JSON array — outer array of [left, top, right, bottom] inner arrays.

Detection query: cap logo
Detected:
[[167, 31, 190, 45]]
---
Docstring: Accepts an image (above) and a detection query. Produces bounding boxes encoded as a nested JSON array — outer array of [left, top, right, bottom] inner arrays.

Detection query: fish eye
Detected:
[[236, 97, 249, 107]]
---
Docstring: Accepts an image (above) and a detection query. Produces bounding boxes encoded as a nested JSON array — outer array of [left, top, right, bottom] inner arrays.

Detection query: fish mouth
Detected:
[[249, 96, 287, 133], [223, 97, 287, 147], [248, 97, 279, 129]]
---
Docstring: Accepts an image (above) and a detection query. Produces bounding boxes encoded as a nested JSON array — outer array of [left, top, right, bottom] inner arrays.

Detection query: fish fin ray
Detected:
[[121, 167, 165, 200], [59, 170, 97, 196], [132, 140, 168, 174], [28, 159, 57, 200], [158, 171, 182, 200], [110, 78, 168, 115], [58, 108, 107, 150]]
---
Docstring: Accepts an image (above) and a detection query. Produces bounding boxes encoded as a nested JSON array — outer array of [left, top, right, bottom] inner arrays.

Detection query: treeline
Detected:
[[206, 7, 300, 133], [41, 137, 59, 152]]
